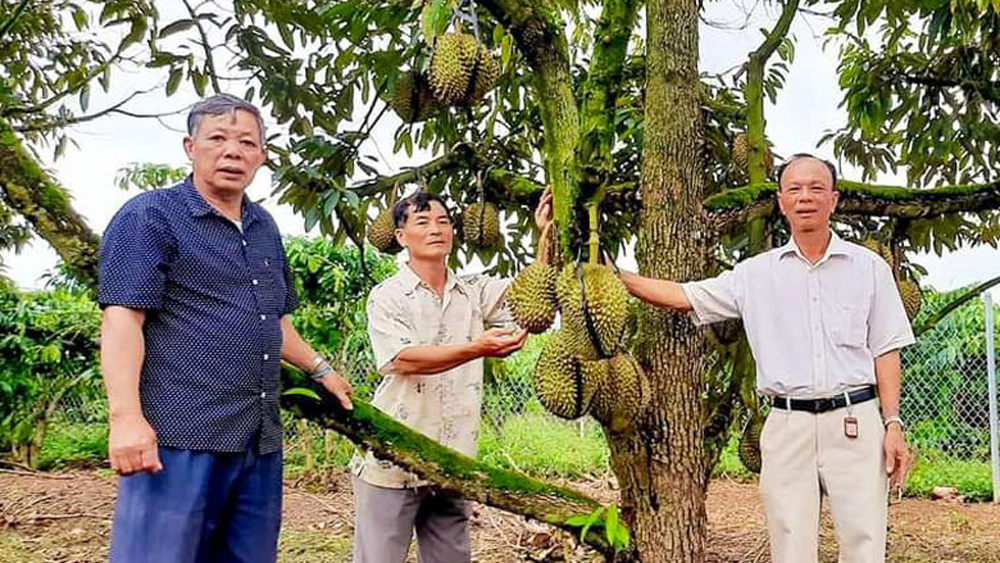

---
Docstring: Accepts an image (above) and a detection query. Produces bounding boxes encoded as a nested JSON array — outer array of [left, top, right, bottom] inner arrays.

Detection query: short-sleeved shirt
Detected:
[[352, 265, 514, 488], [682, 231, 915, 398], [97, 176, 298, 454]]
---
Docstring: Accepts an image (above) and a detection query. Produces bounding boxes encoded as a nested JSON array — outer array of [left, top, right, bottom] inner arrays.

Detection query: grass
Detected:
[[23, 416, 997, 502], [907, 449, 994, 501], [37, 419, 108, 470], [278, 528, 353, 563]]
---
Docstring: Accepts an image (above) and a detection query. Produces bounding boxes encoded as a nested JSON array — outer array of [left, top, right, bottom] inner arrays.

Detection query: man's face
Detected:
[[777, 158, 839, 235], [396, 200, 454, 261], [183, 110, 265, 195]]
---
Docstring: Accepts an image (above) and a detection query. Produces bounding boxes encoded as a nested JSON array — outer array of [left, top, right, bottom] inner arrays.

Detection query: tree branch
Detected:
[[0, 120, 100, 289], [12, 89, 179, 134], [1, 49, 125, 119], [914, 273, 1000, 337], [0, 0, 30, 42], [893, 72, 1000, 105], [182, 0, 223, 94], [705, 180, 1000, 230], [280, 381, 620, 555]]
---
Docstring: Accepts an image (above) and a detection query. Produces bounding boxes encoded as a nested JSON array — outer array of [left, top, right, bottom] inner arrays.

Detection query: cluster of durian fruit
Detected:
[[730, 132, 774, 178], [507, 225, 651, 433], [387, 32, 500, 124]]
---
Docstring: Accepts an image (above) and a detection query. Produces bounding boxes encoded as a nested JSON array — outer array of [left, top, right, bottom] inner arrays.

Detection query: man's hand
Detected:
[[534, 186, 553, 232], [475, 328, 528, 358], [884, 424, 911, 493], [317, 371, 354, 410], [109, 413, 162, 476]]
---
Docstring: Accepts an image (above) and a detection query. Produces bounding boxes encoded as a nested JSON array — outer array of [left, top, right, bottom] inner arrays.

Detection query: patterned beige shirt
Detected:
[[351, 264, 515, 488]]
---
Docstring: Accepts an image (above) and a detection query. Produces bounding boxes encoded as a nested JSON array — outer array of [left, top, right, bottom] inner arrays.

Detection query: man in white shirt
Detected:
[[620, 154, 914, 563], [352, 190, 552, 563]]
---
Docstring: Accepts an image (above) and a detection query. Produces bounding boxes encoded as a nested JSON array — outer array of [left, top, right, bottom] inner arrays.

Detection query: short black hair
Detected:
[[776, 153, 838, 190], [392, 192, 452, 228]]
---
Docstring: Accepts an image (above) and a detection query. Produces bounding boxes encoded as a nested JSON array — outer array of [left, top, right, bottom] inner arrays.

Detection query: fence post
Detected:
[[982, 291, 1000, 504]]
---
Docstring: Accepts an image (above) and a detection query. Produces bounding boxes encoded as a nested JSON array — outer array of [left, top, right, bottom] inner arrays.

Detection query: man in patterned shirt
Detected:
[[352, 190, 552, 563], [98, 94, 353, 563]]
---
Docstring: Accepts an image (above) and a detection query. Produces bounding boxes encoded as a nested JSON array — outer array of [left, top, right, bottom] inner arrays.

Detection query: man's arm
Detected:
[[101, 306, 161, 475], [619, 271, 693, 311], [875, 349, 910, 492], [280, 315, 353, 409], [386, 328, 527, 376]]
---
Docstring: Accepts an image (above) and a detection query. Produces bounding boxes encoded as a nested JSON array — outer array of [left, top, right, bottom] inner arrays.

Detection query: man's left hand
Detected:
[[884, 424, 910, 493], [318, 371, 354, 410]]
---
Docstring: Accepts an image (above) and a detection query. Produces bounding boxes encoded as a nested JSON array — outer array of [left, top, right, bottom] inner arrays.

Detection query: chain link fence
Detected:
[[37, 292, 1000, 492]]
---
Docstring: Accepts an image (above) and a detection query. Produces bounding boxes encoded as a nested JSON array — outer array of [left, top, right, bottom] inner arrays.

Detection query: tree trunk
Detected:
[[609, 0, 711, 560]]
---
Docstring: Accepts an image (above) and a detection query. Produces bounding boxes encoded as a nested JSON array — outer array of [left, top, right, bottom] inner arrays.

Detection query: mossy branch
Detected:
[[0, 119, 100, 290], [914, 273, 1000, 337], [706, 180, 1000, 230], [279, 377, 626, 555]]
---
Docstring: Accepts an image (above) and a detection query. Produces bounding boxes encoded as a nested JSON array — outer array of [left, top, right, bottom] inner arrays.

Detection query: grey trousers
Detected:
[[352, 477, 471, 563]]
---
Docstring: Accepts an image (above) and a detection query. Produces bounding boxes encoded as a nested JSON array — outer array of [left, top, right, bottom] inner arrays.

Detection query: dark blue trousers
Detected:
[[109, 447, 283, 563]]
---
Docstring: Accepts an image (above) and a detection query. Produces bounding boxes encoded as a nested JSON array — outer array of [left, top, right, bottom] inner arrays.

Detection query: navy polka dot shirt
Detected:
[[98, 176, 298, 455]]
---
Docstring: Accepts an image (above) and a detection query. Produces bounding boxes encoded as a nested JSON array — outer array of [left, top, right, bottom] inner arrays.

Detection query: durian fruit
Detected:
[[462, 202, 501, 249], [738, 415, 765, 474], [507, 224, 557, 333], [556, 263, 630, 357], [861, 238, 894, 265], [588, 353, 651, 433], [387, 72, 441, 123], [898, 279, 922, 320], [533, 328, 599, 419], [731, 132, 774, 175], [732, 133, 749, 172], [367, 207, 402, 254], [429, 33, 499, 106]]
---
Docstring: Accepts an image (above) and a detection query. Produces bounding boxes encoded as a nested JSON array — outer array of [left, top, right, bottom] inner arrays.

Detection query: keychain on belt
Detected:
[[843, 391, 858, 439]]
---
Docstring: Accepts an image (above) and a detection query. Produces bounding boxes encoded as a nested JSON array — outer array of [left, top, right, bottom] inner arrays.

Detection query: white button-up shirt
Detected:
[[682, 232, 915, 398], [352, 265, 514, 488]]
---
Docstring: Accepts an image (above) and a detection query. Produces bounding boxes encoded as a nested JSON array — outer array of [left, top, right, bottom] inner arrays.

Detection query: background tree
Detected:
[[4, 0, 1000, 560]]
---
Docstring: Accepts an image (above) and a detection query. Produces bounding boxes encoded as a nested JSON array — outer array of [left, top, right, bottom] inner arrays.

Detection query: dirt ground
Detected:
[[2, 469, 999, 563]]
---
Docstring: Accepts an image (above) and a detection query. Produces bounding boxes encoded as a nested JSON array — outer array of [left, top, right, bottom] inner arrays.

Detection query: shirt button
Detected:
[[260, 314, 266, 321], [252, 279, 259, 285], [242, 240, 248, 246], [260, 391, 266, 399], [263, 354, 270, 360]]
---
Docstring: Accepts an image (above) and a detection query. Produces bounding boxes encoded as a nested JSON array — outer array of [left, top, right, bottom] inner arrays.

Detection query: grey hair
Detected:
[[186, 94, 266, 145]]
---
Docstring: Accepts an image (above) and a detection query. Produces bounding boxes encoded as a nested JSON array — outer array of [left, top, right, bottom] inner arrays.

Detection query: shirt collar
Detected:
[[400, 264, 464, 295], [778, 230, 850, 266], [180, 175, 261, 226]]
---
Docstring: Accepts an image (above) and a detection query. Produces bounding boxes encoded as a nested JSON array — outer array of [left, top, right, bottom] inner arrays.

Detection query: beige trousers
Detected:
[[759, 399, 888, 563]]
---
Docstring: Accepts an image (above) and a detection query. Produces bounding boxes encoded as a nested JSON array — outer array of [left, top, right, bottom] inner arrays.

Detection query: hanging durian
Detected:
[[367, 207, 402, 254], [738, 414, 765, 474], [462, 202, 501, 249], [508, 223, 558, 333], [533, 328, 599, 419], [556, 263, 631, 357], [387, 71, 441, 123], [429, 32, 499, 106], [587, 352, 651, 433]]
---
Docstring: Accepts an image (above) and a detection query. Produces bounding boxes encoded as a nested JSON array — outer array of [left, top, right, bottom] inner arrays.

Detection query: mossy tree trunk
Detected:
[[604, 0, 711, 560]]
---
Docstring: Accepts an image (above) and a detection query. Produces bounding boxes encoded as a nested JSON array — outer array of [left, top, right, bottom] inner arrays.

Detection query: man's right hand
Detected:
[[109, 413, 163, 475], [475, 328, 528, 358]]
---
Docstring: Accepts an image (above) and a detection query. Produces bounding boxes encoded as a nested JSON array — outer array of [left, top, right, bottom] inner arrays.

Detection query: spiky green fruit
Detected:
[[533, 328, 598, 420], [898, 279, 922, 320], [588, 353, 650, 433], [367, 208, 401, 254], [738, 416, 765, 474], [462, 203, 501, 249], [732, 133, 749, 171], [508, 262, 557, 333], [556, 263, 630, 357], [429, 33, 478, 106], [387, 72, 441, 123], [862, 238, 895, 266]]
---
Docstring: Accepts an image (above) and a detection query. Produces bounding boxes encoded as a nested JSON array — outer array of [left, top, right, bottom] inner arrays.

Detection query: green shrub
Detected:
[[478, 409, 610, 478], [37, 420, 108, 470]]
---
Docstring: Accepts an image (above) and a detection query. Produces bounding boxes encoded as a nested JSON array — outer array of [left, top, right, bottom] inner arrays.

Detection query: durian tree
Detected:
[[6, 0, 1000, 560]]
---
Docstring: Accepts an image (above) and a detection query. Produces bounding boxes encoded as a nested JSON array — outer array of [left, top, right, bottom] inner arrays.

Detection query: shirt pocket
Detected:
[[248, 251, 287, 313], [828, 302, 868, 348]]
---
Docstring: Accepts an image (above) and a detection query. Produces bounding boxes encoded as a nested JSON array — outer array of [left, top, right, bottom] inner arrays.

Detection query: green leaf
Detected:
[[79, 84, 90, 112], [72, 7, 89, 30], [605, 504, 619, 545], [192, 69, 208, 97], [578, 506, 605, 542], [159, 19, 196, 39], [282, 387, 322, 401], [166, 67, 183, 96]]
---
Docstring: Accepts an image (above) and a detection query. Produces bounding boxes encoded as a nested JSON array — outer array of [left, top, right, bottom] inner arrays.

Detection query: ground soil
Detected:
[[2, 469, 998, 562]]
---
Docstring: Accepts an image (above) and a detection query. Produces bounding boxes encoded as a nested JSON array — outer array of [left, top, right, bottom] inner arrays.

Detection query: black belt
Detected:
[[771, 385, 877, 413]]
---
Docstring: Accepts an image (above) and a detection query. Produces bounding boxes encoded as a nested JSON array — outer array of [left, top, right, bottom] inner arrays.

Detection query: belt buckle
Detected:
[[817, 397, 834, 412]]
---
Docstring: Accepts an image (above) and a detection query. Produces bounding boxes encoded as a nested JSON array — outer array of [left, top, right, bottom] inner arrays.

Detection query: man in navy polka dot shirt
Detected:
[[98, 94, 353, 563]]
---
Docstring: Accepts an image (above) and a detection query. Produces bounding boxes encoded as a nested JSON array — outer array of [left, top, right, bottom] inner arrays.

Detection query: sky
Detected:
[[4, 1, 999, 296]]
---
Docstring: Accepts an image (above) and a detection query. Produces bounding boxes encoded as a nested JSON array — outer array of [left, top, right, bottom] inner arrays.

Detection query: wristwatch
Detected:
[[883, 415, 905, 431]]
